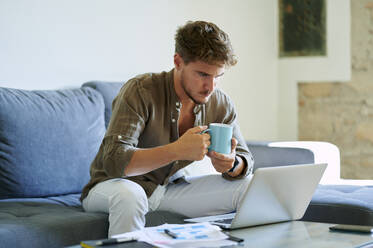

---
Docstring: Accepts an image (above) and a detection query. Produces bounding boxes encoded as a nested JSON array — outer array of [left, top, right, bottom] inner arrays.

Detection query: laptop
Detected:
[[184, 163, 327, 229]]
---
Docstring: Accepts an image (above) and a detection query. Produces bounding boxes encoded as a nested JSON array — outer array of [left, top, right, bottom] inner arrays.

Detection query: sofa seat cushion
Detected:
[[0, 87, 106, 199], [0, 201, 108, 248], [303, 185, 373, 225]]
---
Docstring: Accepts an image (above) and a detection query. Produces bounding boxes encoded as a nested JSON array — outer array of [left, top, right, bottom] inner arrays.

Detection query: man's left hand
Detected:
[[207, 138, 244, 177]]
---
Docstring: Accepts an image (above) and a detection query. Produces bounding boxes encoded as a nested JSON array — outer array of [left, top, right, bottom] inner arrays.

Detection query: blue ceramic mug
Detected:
[[202, 123, 233, 154]]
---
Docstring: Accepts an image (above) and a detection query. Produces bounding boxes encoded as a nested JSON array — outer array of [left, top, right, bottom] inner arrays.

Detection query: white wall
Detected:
[[0, 0, 278, 141], [277, 0, 351, 140]]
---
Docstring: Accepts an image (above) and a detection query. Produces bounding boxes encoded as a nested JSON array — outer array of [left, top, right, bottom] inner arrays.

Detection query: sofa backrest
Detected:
[[246, 141, 315, 170], [0, 87, 105, 199], [82, 81, 125, 128]]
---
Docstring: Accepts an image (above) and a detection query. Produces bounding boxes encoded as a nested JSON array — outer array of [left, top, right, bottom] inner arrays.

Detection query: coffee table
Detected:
[[228, 221, 373, 248]]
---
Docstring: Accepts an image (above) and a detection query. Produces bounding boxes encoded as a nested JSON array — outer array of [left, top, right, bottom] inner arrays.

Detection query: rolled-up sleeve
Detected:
[[101, 135, 137, 177], [101, 79, 148, 177]]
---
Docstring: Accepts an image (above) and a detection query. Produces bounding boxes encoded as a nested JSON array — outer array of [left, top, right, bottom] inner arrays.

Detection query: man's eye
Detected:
[[199, 72, 209, 77]]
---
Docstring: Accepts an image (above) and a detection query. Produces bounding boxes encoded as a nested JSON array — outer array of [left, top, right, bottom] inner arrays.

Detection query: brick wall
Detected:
[[298, 0, 373, 179]]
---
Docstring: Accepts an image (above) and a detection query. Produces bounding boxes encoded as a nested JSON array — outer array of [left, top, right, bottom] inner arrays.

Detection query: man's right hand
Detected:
[[124, 126, 210, 176], [171, 126, 211, 161]]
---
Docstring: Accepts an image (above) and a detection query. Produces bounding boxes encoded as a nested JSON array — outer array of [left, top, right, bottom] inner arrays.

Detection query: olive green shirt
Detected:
[[81, 69, 254, 201]]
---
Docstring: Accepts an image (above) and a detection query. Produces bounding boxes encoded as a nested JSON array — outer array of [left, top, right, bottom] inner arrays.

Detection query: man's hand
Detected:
[[207, 137, 244, 176], [171, 126, 211, 161]]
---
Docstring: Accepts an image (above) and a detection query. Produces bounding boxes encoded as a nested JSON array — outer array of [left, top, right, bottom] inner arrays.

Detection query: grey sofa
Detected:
[[0, 82, 372, 248]]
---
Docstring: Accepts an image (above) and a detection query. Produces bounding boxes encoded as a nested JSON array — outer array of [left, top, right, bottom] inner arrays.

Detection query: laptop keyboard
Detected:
[[214, 218, 233, 224]]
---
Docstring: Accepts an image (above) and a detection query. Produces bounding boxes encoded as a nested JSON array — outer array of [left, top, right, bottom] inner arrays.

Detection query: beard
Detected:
[[180, 71, 210, 105]]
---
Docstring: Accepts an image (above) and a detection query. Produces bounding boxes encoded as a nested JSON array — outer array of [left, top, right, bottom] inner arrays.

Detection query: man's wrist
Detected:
[[228, 156, 239, 173], [228, 155, 245, 177], [166, 142, 182, 161]]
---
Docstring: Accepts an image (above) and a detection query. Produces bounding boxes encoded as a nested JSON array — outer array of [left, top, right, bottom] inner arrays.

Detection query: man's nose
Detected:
[[205, 77, 215, 91]]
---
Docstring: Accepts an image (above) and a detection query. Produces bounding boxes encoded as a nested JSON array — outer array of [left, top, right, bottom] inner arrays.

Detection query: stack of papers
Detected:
[[112, 222, 238, 248]]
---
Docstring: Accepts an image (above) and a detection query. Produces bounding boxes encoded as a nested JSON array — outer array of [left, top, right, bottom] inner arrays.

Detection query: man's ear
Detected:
[[174, 53, 183, 70]]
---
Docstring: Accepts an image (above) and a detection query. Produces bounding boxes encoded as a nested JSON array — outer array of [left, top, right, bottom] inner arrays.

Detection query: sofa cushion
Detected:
[[0, 201, 108, 248], [303, 185, 373, 225], [82, 81, 124, 128], [0, 87, 105, 199]]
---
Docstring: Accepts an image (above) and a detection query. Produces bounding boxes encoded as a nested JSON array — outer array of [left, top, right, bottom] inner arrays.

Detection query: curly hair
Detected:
[[175, 21, 237, 66]]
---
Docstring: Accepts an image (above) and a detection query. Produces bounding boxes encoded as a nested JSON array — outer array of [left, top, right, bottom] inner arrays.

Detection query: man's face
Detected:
[[179, 60, 225, 104]]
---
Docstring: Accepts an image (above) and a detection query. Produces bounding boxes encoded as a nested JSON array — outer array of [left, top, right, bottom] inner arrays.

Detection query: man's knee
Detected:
[[109, 180, 148, 213]]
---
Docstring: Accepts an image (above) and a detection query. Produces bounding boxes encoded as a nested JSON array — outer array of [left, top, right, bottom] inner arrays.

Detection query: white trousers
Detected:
[[82, 174, 252, 237]]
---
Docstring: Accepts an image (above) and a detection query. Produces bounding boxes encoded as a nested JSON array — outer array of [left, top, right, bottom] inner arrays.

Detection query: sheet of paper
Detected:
[[112, 222, 237, 248]]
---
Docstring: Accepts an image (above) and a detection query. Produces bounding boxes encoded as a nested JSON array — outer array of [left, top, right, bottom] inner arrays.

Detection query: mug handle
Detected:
[[200, 129, 210, 134], [200, 129, 211, 150]]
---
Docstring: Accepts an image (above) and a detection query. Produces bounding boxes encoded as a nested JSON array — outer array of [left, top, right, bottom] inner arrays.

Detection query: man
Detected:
[[81, 20, 254, 237]]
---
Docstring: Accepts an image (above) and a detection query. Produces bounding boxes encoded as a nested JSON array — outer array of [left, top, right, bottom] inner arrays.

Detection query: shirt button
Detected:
[[193, 106, 200, 114], [171, 118, 176, 123]]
